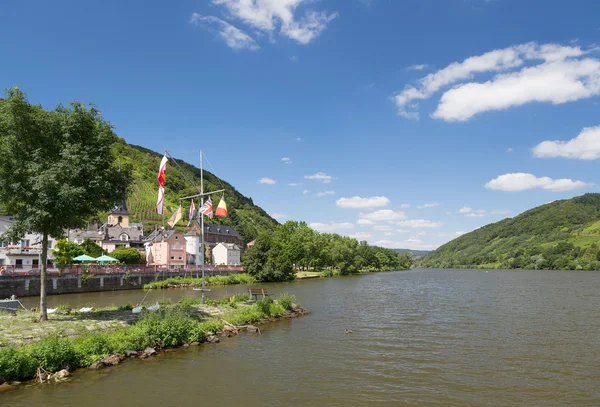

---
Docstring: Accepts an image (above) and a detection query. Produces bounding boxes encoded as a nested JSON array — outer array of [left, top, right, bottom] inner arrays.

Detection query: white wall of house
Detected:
[[212, 243, 241, 266], [0, 217, 57, 269], [184, 235, 202, 266]]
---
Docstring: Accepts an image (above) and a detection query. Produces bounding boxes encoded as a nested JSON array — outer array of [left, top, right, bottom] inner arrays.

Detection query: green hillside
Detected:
[[111, 139, 278, 242], [419, 193, 600, 271]]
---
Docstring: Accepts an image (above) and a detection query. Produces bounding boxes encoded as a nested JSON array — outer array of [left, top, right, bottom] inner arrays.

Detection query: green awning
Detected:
[[94, 254, 119, 263], [72, 254, 96, 263]]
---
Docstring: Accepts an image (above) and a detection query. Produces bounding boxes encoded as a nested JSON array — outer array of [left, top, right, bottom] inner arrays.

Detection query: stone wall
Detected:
[[0, 270, 235, 298]]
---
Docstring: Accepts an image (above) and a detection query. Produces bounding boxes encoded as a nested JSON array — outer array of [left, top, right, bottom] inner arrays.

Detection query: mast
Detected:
[[200, 150, 205, 304]]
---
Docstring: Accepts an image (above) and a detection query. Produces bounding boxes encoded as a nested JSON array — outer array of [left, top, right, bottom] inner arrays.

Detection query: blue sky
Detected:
[[2, 0, 600, 250]]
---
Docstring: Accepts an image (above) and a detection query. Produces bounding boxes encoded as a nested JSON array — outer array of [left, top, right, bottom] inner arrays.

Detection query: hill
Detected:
[[419, 193, 600, 271], [391, 249, 432, 258], [111, 139, 278, 242]]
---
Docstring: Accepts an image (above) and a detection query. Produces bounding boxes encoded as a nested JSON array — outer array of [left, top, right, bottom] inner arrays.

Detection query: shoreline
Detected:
[[0, 294, 308, 391]]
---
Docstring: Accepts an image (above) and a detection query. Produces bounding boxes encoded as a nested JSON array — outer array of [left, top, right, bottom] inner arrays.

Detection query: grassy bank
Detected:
[[143, 273, 256, 289], [0, 293, 303, 384]]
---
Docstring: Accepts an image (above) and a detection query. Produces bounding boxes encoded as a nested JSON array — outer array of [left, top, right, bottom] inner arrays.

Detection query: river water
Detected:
[[3, 269, 600, 406]]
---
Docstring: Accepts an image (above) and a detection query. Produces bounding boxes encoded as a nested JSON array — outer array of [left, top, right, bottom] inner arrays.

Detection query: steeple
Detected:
[[108, 197, 129, 227]]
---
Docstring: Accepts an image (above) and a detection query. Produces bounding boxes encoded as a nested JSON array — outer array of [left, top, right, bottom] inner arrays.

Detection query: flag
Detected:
[[167, 205, 182, 228], [199, 197, 213, 219], [155, 155, 168, 215], [215, 195, 228, 217], [187, 200, 196, 227]]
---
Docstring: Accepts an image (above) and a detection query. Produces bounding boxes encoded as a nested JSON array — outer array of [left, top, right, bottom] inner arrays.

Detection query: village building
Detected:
[[144, 229, 187, 268], [212, 242, 241, 266], [68, 199, 144, 253], [0, 216, 57, 270]]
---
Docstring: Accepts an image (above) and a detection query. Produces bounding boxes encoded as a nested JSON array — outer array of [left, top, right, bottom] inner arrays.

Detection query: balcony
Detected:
[[2, 247, 43, 256]]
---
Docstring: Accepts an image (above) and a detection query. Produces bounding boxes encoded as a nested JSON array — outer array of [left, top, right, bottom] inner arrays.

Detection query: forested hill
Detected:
[[111, 139, 278, 242], [419, 193, 600, 271]]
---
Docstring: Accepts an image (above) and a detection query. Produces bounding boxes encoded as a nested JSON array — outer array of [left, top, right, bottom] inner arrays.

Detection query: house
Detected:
[[184, 229, 202, 266], [202, 223, 245, 263], [144, 229, 187, 268], [68, 199, 144, 253], [212, 242, 241, 266], [247, 240, 256, 249], [0, 216, 57, 270]]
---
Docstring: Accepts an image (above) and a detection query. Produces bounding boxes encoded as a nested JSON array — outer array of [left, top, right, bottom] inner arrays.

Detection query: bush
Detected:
[[277, 293, 296, 311], [29, 336, 77, 372], [72, 334, 112, 366], [198, 318, 224, 334], [0, 346, 38, 381], [227, 307, 264, 326], [135, 309, 203, 347]]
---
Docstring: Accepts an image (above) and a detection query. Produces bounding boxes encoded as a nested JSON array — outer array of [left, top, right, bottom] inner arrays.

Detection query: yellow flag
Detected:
[[167, 205, 183, 227]]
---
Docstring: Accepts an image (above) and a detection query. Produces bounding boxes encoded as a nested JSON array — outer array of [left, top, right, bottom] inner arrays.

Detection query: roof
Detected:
[[109, 198, 128, 215], [204, 223, 242, 239], [215, 242, 241, 251], [144, 229, 182, 243]]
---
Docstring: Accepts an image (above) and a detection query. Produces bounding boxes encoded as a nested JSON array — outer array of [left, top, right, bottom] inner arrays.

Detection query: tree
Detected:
[[110, 247, 144, 264], [0, 88, 132, 321], [52, 238, 84, 265], [80, 238, 105, 258]]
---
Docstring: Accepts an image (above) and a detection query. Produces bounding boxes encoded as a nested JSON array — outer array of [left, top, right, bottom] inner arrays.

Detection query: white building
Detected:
[[211, 242, 241, 266], [0, 216, 57, 271], [184, 230, 202, 266]]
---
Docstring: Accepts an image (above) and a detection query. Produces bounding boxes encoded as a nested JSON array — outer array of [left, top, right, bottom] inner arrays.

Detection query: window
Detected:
[[0, 241, 6, 248], [47, 241, 52, 249], [170, 256, 175, 260], [175, 235, 179, 240], [118, 216, 123, 224], [21, 239, 30, 248], [178, 256, 182, 260]]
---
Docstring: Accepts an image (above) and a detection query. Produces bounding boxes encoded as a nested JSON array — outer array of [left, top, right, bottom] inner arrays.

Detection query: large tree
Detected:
[[0, 88, 132, 320]]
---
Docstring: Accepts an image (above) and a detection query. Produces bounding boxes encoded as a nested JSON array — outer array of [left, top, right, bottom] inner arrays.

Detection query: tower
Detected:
[[108, 197, 129, 227]]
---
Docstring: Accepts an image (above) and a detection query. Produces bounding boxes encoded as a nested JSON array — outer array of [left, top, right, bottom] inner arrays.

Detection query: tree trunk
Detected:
[[39, 231, 48, 321]]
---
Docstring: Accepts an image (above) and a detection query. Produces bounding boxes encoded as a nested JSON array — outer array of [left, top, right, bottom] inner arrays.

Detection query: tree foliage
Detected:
[[79, 238, 105, 258], [110, 246, 144, 264], [243, 221, 413, 281], [419, 193, 600, 270], [52, 238, 84, 266], [0, 88, 132, 320]]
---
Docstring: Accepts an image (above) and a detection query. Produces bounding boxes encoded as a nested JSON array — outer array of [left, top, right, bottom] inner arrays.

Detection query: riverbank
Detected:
[[0, 293, 307, 388], [143, 273, 255, 289]]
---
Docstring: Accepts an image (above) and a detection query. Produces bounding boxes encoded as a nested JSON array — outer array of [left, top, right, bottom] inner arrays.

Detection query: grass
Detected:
[[0, 293, 299, 383], [143, 274, 256, 290]]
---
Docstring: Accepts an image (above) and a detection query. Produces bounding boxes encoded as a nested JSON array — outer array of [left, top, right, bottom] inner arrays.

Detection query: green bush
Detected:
[[0, 346, 38, 381], [255, 298, 274, 315], [198, 318, 224, 334], [277, 293, 296, 311], [136, 309, 202, 347], [29, 336, 77, 372], [72, 334, 112, 366], [268, 302, 286, 318], [227, 307, 264, 326]]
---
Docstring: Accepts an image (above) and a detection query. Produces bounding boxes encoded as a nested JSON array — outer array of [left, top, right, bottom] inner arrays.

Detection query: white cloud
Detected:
[[211, 0, 338, 45], [458, 206, 473, 213], [296, 137, 302, 142], [485, 173, 591, 192], [310, 222, 354, 232], [506, 147, 513, 152], [373, 225, 393, 231], [397, 219, 443, 228], [258, 177, 276, 185], [270, 212, 287, 220], [394, 41, 596, 120], [396, 229, 409, 233], [417, 202, 439, 209], [533, 126, 600, 160], [384, 232, 393, 236], [359, 210, 407, 222], [190, 14, 259, 51], [465, 212, 486, 218], [375, 239, 438, 251], [437, 231, 467, 238], [288, 182, 301, 187], [303, 189, 310, 195], [399, 204, 411, 209], [316, 190, 336, 197], [281, 157, 292, 164], [357, 219, 374, 226], [305, 172, 333, 183], [336, 196, 390, 209], [289, 56, 298, 62], [408, 64, 428, 71], [346, 232, 372, 240]]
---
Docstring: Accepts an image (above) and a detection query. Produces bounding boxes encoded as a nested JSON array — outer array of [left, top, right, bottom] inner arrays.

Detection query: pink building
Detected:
[[144, 229, 187, 268]]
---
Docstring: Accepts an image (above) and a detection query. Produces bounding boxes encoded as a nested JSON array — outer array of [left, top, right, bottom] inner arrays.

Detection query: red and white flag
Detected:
[[156, 155, 168, 214]]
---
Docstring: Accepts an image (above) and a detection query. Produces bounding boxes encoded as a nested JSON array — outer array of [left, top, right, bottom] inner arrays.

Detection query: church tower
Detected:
[[108, 197, 129, 227]]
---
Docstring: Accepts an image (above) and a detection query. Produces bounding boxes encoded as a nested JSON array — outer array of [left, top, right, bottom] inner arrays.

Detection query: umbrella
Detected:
[[95, 254, 119, 264], [72, 254, 96, 263]]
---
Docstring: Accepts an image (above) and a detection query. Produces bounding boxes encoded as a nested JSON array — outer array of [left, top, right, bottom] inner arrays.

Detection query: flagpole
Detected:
[[200, 150, 205, 304]]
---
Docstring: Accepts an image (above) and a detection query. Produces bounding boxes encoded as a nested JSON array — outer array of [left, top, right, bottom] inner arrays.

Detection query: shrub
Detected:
[[72, 334, 113, 366], [277, 293, 296, 311], [29, 336, 77, 372], [135, 309, 202, 347], [268, 302, 286, 318], [227, 307, 264, 326], [198, 318, 224, 335], [255, 298, 274, 315], [0, 346, 38, 381]]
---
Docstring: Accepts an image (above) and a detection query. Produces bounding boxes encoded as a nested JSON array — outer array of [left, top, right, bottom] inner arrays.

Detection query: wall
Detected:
[[0, 268, 244, 298]]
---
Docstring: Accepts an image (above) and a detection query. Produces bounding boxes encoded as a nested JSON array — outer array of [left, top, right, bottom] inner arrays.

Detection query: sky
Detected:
[[1, 0, 600, 250]]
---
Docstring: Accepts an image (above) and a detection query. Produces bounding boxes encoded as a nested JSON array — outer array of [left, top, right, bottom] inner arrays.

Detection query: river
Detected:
[[3, 269, 600, 406]]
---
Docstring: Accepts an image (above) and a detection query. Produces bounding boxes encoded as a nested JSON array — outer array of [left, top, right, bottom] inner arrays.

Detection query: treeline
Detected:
[[243, 221, 413, 281]]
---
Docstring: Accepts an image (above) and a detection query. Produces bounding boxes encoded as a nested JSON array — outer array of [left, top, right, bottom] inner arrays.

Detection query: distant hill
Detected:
[[111, 139, 278, 242], [391, 248, 432, 258], [419, 193, 600, 270]]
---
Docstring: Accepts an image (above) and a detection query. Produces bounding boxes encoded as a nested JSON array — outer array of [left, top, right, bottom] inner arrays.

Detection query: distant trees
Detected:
[[243, 220, 413, 282], [110, 247, 144, 264], [0, 88, 132, 320]]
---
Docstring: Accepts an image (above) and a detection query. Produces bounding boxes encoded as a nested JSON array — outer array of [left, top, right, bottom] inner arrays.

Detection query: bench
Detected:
[[248, 288, 271, 301]]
